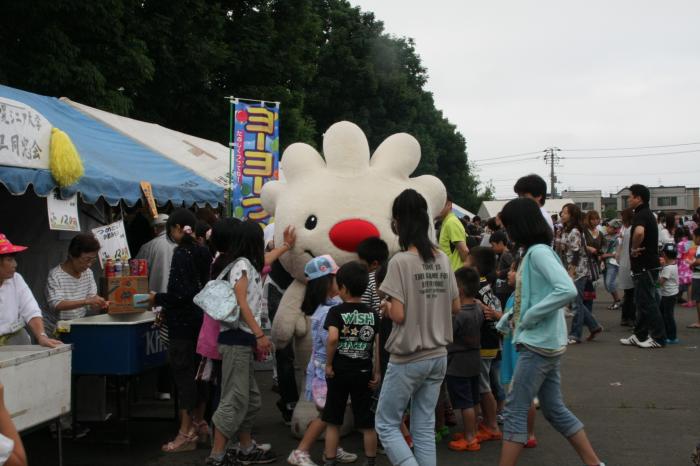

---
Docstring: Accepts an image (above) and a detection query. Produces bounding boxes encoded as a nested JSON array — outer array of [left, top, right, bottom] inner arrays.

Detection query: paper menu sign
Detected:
[[0, 97, 51, 170], [47, 190, 81, 231], [92, 220, 130, 267], [140, 181, 158, 218]]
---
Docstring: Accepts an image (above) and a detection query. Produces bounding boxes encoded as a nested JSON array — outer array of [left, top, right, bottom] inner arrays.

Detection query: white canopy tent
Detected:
[[478, 198, 574, 219], [452, 203, 476, 219]]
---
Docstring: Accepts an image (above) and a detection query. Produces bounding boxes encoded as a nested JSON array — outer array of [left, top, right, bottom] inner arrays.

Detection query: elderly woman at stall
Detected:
[[44, 233, 107, 335], [0, 234, 61, 347]]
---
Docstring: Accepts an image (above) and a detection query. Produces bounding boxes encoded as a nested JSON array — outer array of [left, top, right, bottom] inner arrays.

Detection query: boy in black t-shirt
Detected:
[[323, 262, 380, 466], [466, 247, 504, 442]]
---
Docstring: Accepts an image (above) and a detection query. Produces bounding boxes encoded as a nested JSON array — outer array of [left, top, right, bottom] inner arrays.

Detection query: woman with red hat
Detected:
[[0, 233, 62, 347]]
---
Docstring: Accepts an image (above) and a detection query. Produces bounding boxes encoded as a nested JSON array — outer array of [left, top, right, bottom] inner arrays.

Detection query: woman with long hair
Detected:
[[375, 189, 460, 466], [582, 211, 604, 313], [147, 208, 212, 453], [208, 220, 277, 465], [497, 197, 605, 466], [557, 204, 602, 344]]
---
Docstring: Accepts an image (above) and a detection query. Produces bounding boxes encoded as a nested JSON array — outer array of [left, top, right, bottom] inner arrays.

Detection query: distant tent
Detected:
[[452, 203, 476, 219]]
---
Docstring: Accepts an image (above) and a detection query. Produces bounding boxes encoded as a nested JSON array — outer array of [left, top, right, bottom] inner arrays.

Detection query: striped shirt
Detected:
[[45, 265, 98, 330], [361, 271, 380, 313]]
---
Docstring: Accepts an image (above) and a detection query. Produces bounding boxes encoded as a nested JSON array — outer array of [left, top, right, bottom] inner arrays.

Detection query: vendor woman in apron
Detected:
[[0, 233, 61, 347]]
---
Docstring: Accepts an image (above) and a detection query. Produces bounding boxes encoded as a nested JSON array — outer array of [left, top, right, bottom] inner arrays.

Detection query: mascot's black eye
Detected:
[[305, 215, 318, 230]]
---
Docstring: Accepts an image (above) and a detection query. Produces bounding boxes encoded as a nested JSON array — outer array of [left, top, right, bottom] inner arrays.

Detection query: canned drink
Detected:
[[138, 259, 148, 276], [105, 258, 114, 278]]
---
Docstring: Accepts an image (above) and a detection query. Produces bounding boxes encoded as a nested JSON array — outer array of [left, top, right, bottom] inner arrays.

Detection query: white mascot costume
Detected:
[[261, 121, 446, 437]]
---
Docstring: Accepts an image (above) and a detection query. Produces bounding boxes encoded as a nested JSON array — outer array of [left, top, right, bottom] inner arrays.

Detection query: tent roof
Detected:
[[452, 203, 476, 219], [478, 198, 574, 218], [62, 98, 230, 189], [0, 85, 223, 207]]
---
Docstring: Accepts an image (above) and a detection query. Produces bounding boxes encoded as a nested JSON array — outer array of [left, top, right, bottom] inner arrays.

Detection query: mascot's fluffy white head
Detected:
[[261, 121, 446, 278]]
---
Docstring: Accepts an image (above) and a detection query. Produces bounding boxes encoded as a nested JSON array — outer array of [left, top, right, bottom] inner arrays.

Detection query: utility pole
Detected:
[[544, 147, 561, 198]]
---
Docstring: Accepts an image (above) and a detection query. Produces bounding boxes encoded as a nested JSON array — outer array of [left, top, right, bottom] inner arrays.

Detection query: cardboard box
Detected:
[[102, 276, 149, 314]]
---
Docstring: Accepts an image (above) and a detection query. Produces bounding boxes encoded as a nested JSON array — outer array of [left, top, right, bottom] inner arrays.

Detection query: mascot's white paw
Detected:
[[262, 121, 446, 438]]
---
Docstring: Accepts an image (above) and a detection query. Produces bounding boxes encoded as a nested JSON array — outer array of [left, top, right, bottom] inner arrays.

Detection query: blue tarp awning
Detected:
[[0, 85, 224, 206]]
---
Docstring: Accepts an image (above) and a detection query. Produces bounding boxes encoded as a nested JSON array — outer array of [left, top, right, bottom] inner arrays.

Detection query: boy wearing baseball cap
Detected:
[[659, 243, 679, 344]]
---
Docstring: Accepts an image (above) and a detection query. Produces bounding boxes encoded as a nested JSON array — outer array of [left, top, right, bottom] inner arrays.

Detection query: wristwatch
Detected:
[[39, 332, 48, 338]]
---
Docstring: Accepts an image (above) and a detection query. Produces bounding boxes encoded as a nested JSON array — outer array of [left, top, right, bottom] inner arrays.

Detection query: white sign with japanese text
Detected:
[[92, 220, 131, 267], [0, 97, 51, 169], [47, 190, 81, 231]]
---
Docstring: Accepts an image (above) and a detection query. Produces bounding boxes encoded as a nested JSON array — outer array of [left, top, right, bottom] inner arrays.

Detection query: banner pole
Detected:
[[227, 98, 234, 217]]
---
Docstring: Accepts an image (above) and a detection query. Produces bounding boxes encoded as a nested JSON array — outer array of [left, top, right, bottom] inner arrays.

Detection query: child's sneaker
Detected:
[[666, 338, 680, 344], [322, 448, 358, 464], [448, 437, 480, 451], [288, 450, 317, 466], [476, 424, 502, 442], [237, 444, 277, 464]]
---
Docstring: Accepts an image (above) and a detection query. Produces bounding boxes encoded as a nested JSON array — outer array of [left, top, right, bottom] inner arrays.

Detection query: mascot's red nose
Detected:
[[329, 219, 380, 252]]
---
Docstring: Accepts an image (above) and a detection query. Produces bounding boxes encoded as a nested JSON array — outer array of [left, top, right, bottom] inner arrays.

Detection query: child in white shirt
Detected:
[[659, 243, 679, 344]]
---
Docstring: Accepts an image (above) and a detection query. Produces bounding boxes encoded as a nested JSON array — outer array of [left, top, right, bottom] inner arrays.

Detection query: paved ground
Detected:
[[24, 298, 700, 466]]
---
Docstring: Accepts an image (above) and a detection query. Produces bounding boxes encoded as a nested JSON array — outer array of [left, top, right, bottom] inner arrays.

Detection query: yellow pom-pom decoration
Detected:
[[50, 127, 84, 187]]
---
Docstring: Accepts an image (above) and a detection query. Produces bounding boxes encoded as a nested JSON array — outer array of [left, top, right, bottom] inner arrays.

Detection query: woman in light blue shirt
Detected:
[[497, 198, 605, 466]]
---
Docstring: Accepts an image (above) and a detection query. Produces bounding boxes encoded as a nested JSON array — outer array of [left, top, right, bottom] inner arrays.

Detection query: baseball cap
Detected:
[[0, 233, 28, 255], [662, 242, 677, 255], [304, 255, 339, 281], [151, 213, 169, 227], [608, 219, 622, 229]]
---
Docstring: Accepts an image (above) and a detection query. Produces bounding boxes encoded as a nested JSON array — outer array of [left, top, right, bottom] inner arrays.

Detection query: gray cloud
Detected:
[[351, 0, 700, 197]]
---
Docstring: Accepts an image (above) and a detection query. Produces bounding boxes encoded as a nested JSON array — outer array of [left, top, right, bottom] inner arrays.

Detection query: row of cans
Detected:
[[105, 258, 148, 277]]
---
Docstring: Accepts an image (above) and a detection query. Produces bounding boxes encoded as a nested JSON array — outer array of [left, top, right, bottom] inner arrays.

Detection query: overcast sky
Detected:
[[350, 0, 700, 199]]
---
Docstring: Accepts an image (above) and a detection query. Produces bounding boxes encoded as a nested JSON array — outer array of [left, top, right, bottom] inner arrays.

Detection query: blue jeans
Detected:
[[503, 349, 583, 444], [604, 263, 619, 294], [376, 356, 447, 466], [633, 269, 666, 343], [569, 277, 601, 341]]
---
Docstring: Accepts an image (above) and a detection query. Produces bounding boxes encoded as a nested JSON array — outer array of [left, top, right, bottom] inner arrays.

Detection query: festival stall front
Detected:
[[0, 84, 225, 435], [0, 84, 224, 305]]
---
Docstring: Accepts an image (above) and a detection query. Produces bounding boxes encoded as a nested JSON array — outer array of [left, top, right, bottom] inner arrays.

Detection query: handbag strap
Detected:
[[215, 258, 240, 281], [214, 257, 253, 281]]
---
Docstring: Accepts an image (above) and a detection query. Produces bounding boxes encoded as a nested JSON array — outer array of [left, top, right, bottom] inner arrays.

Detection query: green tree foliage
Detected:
[[0, 0, 484, 210]]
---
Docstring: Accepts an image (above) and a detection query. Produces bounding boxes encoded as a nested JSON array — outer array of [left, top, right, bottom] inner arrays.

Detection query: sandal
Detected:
[[161, 430, 197, 453], [194, 420, 210, 445]]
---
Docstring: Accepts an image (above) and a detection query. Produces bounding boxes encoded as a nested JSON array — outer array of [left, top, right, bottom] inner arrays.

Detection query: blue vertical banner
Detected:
[[230, 99, 280, 223]]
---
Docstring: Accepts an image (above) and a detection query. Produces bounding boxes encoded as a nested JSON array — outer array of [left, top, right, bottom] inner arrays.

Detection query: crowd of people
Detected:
[[2, 173, 700, 466]]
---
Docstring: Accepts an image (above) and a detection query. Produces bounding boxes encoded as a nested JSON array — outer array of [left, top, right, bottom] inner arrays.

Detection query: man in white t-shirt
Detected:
[[513, 174, 554, 231]]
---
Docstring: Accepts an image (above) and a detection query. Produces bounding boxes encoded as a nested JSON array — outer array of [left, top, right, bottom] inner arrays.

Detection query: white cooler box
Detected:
[[0, 345, 72, 431]]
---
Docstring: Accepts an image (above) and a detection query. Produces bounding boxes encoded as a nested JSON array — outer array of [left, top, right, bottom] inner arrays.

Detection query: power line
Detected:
[[562, 142, 700, 152], [471, 150, 543, 162], [476, 156, 541, 167], [562, 148, 700, 159], [560, 169, 700, 177]]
